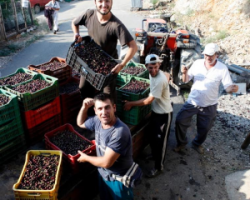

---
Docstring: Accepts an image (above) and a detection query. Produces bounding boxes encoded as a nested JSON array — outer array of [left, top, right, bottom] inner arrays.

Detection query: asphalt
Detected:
[[0, 0, 250, 199]]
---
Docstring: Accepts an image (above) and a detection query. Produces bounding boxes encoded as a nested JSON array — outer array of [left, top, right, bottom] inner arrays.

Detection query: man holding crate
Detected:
[[72, 0, 137, 102], [124, 54, 173, 178], [77, 93, 142, 200]]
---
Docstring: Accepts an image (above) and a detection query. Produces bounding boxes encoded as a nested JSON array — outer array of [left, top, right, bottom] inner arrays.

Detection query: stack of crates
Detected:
[[116, 77, 151, 125], [4, 73, 61, 145], [59, 77, 81, 125], [0, 89, 26, 165], [116, 61, 149, 87]]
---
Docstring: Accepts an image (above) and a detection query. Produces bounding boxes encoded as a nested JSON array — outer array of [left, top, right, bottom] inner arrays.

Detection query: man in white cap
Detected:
[[174, 43, 238, 154], [124, 54, 173, 178]]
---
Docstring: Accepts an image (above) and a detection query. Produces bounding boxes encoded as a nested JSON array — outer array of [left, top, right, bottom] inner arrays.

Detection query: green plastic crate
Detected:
[[0, 116, 24, 146], [116, 77, 151, 125], [0, 89, 21, 126], [0, 68, 37, 87], [116, 61, 149, 87], [5, 73, 59, 111], [0, 134, 27, 165]]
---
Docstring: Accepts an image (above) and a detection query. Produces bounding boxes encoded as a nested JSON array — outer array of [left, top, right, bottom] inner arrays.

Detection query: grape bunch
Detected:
[[121, 66, 146, 75], [0, 73, 32, 86], [0, 94, 10, 106], [39, 61, 67, 71], [121, 80, 149, 94], [12, 79, 51, 93]]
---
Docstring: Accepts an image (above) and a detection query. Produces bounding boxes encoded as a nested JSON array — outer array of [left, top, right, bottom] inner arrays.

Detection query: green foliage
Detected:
[[151, 0, 159, 7], [0, 43, 21, 56], [205, 30, 229, 43]]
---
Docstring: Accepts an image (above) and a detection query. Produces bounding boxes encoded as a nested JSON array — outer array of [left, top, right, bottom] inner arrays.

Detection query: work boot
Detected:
[[54, 30, 56, 34], [173, 144, 186, 152], [191, 143, 204, 154], [145, 168, 163, 178]]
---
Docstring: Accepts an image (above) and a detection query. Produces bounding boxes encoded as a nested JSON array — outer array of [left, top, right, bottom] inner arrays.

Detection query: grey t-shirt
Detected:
[[85, 116, 133, 181], [73, 9, 133, 58]]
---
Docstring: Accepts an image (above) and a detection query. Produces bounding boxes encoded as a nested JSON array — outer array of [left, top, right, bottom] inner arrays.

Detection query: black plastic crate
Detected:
[[66, 36, 118, 91]]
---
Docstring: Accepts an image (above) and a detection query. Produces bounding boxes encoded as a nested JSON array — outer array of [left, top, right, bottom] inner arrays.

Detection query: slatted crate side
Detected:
[[28, 57, 72, 83], [0, 116, 24, 146], [25, 114, 62, 146], [5, 73, 59, 111], [0, 89, 21, 126], [22, 96, 61, 129], [0, 134, 27, 165]]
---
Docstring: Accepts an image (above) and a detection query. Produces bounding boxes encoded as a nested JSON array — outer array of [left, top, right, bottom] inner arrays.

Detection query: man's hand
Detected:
[[77, 151, 88, 163], [181, 65, 188, 74], [82, 98, 94, 109], [111, 63, 124, 74], [124, 101, 133, 111], [226, 84, 239, 93], [75, 35, 82, 43]]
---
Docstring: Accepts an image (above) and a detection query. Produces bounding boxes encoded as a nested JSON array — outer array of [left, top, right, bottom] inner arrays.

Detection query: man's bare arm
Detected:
[[77, 98, 94, 128]]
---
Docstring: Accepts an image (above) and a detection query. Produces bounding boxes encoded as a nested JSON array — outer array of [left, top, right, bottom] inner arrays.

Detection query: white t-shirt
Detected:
[[187, 59, 233, 107], [45, 1, 60, 15], [149, 70, 173, 114]]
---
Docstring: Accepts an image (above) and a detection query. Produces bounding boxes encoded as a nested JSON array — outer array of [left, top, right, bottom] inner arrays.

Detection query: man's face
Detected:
[[94, 99, 116, 125], [95, 0, 112, 15], [204, 54, 218, 66], [147, 62, 160, 77]]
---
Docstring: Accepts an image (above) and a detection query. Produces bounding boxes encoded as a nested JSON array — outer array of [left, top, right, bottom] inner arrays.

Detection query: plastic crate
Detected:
[[13, 150, 63, 200], [116, 61, 149, 86], [28, 57, 72, 83], [44, 124, 96, 168], [0, 89, 21, 126], [22, 96, 61, 129], [25, 114, 62, 146], [0, 68, 37, 87], [66, 36, 118, 90], [0, 134, 27, 165], [116, 77, 151, 125], [0, 116, 24, 146], [5, 73, 59, 111]]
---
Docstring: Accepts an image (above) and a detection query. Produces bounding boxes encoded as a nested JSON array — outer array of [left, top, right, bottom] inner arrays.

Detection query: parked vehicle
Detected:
[[30, 0, 50, 13]]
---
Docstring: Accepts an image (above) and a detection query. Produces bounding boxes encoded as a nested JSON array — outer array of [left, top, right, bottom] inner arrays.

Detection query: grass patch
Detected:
[[204, 30, 229, 43]]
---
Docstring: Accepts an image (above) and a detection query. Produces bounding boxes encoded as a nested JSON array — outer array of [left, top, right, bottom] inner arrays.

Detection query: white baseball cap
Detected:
[[202, 43, 219, 56], [145, 54, 162, 64]]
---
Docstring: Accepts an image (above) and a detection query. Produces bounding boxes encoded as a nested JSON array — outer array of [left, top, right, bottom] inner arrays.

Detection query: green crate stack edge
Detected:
[[4, 73, 61, 145], [116, 61, 149, 87], [116, 77, 151, 125], [0, 89, 26, 165]]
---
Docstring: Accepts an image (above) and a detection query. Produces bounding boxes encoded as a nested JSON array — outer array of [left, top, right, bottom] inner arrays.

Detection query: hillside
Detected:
[[141, 0, 250, 67]]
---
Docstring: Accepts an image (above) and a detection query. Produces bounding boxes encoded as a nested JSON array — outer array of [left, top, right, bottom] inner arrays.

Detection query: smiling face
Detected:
[[204, 53, 218, 66], [95, 0, 112, 15], [146, 62, 160, 77], [94, 99, 116, 127]]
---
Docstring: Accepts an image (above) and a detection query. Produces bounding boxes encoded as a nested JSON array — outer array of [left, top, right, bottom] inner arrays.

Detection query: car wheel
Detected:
[[34, 5, 40, 14]]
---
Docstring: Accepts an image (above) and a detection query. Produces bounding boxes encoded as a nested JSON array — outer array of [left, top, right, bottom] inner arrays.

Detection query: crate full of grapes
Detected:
[[28, 57, 72, 83], [44, 123, 96, 170], [5, 73, 59, 111], [0, 68, 37, 88], [116, 61, 149, 86], [116, 77, 151, 125], [66, 36, 118, 90], [13, 150, 63, 200]]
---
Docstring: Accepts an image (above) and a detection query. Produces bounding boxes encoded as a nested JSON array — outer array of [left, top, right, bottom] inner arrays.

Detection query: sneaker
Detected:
[[191, 143, 204, 154], [173, 144, 186, 152], [57, 29, 59, 32], [54, 30, 56, 34], [145, 168, 162, 178]]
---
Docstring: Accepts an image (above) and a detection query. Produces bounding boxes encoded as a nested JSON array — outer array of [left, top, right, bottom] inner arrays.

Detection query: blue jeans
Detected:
[[175, 102, 217, 146], [98, 174, 134, 200]]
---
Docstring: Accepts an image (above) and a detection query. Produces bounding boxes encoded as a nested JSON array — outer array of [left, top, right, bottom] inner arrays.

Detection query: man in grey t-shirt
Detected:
[[77, 93, 134, 200]]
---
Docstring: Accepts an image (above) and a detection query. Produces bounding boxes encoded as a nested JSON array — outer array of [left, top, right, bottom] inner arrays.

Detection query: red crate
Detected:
[[61, 106, 80, 125], [25, 114, 62, 145], [28, 57, 72, 83], [22, 96, 61, 129], [44, 124, 96, 170], [59, 77, 81, 108]]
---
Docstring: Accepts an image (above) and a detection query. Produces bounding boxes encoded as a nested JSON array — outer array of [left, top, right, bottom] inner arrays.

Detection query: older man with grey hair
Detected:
[[174, 43, 238, 154]]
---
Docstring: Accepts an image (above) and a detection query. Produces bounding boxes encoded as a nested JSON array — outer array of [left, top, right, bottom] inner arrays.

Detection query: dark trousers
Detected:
[[79, 75, 117, 102], [46, 14, 53, 30], [149, 111, 172, 170], [175, 102, 217, 146]]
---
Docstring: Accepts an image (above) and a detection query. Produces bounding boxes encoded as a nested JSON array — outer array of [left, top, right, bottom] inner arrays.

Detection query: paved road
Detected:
[[0, 0, 143, 77]]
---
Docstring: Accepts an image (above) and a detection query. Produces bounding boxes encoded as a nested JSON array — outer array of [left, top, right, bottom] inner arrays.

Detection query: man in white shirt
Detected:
[[124, 54, 173, 178], [45, 0, 60, 34], [174, 43, 238, 154]]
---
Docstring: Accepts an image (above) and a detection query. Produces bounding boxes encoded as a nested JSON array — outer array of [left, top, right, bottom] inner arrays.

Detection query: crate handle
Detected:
[[45, 76, 53, 82], [27, 193, 42, 196], [80, 66, 88, 76], [40, 153, 51, 156]]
